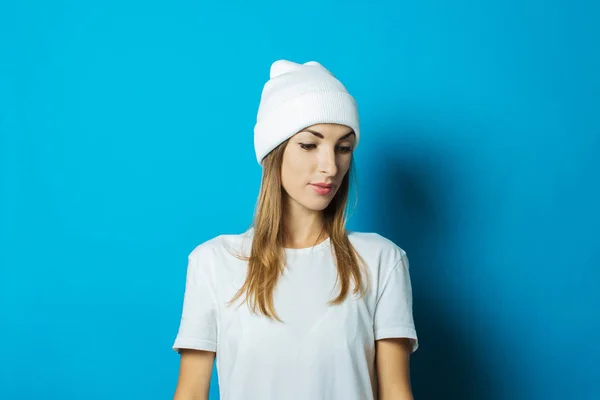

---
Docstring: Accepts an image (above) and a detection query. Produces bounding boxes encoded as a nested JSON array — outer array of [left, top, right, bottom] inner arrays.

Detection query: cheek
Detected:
[[281, 154, 310, 189], [338, 157, 352, 175]]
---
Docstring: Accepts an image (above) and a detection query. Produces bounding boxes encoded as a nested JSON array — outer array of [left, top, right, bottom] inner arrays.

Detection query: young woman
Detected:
[[172, 60, 419, 400]]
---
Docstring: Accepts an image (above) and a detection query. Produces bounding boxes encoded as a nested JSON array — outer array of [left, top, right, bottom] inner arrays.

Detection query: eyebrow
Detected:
[[302, 128, 355, 141]]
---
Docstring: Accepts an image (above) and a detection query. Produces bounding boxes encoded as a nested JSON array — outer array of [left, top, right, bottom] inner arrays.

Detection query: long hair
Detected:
[[227, 137, 368, 321]]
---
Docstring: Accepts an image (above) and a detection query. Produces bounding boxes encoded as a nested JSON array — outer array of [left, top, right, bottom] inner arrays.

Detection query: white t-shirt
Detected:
[[173, 228, 419, 400]]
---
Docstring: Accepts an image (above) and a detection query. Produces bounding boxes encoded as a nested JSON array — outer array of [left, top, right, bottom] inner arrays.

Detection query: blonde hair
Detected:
[[228, 138, 368, 321]]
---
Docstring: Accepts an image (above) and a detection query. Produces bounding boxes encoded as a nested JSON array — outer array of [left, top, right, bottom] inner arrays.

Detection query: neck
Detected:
[[281, 197, 327, 249]]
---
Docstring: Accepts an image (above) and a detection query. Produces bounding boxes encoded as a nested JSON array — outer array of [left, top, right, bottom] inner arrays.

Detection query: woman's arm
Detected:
[[173, 349, 215, 400], [375, 338, 414, 400]]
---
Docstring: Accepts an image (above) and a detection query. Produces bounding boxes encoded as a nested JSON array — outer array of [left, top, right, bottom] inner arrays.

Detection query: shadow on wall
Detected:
[[370, 133, 498, 400]]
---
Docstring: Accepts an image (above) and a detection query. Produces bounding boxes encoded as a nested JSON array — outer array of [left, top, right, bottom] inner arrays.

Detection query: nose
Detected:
[[318, 146, 338, 177]]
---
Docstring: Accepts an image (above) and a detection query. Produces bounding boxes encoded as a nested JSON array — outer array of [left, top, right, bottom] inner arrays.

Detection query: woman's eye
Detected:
[[299, 143, 353, 153], [337, 146, 353, 153]]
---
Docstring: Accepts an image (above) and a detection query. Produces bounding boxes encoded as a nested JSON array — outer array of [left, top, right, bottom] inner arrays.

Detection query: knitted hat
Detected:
[[253, 60, 360, 165]]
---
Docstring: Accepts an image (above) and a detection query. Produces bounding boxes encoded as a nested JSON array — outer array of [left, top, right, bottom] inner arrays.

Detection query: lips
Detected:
[[310, 184, 334, 195], [311, 183, 333, 188]]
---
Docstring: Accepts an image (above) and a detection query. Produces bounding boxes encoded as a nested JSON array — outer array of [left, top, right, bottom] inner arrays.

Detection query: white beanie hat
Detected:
[[253, 60, 360, 165]]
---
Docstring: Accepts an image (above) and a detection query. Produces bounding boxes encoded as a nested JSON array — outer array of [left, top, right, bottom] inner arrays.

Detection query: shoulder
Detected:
[[347, 231, 413, 302], [189, 228, 252, 257], [186, 229, 253, 278], [347, 230, 409, 270], [189, 235, 223, 256], [348, 231, 406, 262]]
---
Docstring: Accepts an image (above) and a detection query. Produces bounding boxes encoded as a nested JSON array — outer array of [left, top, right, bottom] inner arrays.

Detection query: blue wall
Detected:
[[1, 1, 598, 399]]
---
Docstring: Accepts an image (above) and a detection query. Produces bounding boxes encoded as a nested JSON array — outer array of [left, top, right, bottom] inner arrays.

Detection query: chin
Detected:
[[303, 199, 333, 212]]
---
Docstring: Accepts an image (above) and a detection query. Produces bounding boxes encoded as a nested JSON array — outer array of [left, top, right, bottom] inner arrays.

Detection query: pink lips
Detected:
[[310, 184, 333, 195]]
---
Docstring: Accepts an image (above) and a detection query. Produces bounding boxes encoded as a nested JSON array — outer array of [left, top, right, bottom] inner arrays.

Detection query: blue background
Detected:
[[1, 1, 598, 399]]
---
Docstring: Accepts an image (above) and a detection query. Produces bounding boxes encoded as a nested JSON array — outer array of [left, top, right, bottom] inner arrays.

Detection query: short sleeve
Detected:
[[172, 249, 218, 353], [373, 249, 419, 353]]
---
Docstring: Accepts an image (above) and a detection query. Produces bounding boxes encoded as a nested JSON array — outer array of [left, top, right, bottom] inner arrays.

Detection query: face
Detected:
[[281, 123, 356, 212]]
